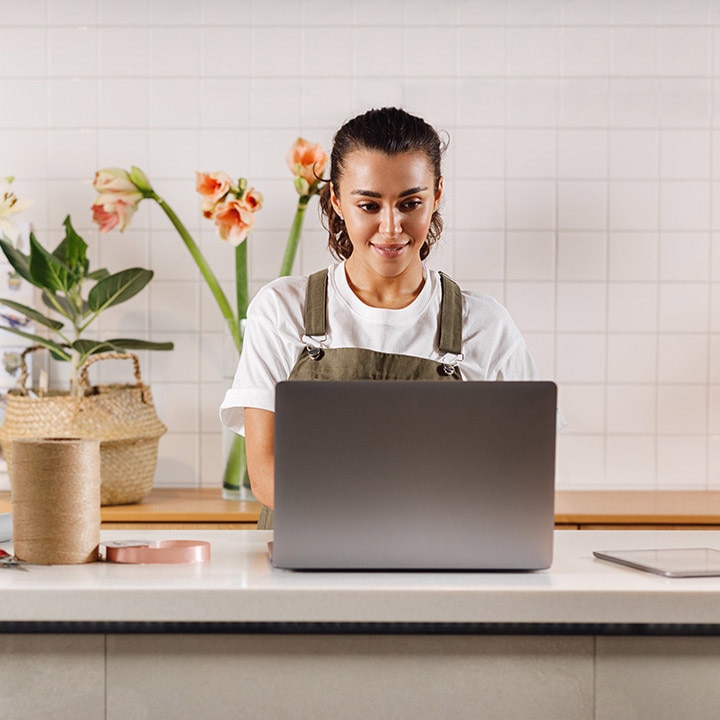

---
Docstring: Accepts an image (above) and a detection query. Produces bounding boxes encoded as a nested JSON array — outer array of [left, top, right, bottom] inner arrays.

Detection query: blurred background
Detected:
[[1, 0, 719, 491]]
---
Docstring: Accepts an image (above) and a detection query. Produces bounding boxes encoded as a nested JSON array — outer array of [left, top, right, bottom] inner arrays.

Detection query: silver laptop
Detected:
[[271, 380, 557, 571]]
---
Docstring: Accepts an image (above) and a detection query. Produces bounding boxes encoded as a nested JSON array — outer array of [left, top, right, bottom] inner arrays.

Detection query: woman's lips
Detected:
[[372, 242, 409, 258]]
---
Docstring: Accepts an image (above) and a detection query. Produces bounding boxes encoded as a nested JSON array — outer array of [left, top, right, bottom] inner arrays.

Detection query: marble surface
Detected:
[[3, 530, 720, 625]]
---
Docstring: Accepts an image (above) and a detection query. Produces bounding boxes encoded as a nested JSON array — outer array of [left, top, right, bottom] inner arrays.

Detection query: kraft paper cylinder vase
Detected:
[[10, 437, 101, 564]]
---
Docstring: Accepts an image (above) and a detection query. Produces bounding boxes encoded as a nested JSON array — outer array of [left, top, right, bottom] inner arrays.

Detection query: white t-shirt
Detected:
[[220, 262, 542, 434]]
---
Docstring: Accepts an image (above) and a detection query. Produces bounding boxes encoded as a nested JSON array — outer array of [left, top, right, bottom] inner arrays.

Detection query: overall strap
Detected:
[[303, 268, 463, 354], [303, 269, 328, 337], [438, 272, 463, 356]]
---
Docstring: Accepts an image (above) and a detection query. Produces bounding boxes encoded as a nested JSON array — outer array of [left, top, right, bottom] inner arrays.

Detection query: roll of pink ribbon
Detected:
[[103, 540, 210, 564]]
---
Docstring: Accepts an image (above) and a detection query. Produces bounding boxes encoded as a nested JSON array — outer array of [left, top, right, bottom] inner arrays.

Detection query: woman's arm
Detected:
[[245, 407, 276, 509]]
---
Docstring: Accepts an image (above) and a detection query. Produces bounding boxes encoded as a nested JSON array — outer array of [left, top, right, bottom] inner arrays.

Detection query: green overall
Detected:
[[256, 268, 464, 530]]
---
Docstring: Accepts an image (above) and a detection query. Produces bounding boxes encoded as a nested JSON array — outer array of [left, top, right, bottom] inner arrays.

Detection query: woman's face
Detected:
[[331, 149, 442, 283]]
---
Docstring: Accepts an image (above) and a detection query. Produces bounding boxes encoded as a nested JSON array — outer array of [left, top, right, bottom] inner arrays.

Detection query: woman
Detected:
[[220, 107, 545, 528]]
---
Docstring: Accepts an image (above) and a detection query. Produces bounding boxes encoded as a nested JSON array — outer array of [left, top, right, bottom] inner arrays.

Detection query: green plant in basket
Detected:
[[0, 215, 173, 397]]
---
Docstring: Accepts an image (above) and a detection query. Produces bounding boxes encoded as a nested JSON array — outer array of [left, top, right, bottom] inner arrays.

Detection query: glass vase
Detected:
[[221, 321, 254, 501]]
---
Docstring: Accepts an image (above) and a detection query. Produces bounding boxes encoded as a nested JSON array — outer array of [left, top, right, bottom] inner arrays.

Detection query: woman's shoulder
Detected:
[[248, 265, 337, 319], [458, 285, 521, 334]]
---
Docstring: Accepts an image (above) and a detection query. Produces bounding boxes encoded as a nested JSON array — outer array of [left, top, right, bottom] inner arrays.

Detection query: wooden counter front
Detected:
[[0, 487, 262, 530], [3, 488, 720, 530]]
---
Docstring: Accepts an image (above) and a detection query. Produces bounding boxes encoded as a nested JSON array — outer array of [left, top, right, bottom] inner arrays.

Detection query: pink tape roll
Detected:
[[103, 540, 210, 564]]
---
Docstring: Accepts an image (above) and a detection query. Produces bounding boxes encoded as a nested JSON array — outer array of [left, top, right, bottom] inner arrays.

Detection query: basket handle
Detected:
[[14, 347, 148, 400], [17, 344, 63, 395], [79, 352, 145, 391]]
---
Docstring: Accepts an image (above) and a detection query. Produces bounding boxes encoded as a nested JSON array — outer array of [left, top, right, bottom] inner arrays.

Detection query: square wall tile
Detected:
[[405, 27, 456, 77], [507, 28, 559, 77], [611, 28, 658, 76], [659, 27, 711, 77], [555, 434, 606, 488], [506, 181, 555, 231], [556, 333, 607, 383], [506, 129, 555, 179], [457, 27, 506, 77], [150, 27, 202, 76], [560, 78, 610, 127], [454, 129, 505, 179], [454, 180, 504, 230], [657, 385, 708, 434], [561, 27, 610, 77], [605, 436, 657, 488], [657, 435, 707, 488], [660, 324, 707, 381], [606, 385, 657, 434], [658, 283, 709, 332], [607, 334, 657, 383], [609, 182, 659, 231], [253, 27, 301, 77], [558, 181, 608, 232], [100, 27, 149, 76], [0, 27, 46, 77], [659, 233, 710, 282], [558, 130, 608, 180], [608, 283, 657, 332], [610, 79, 660, 127], [660, 78, 711, 127], [507, 79, 558, 128], [660, 182, 710, 232], [557, 282, 607, 332], [660, 130, 711, 180], [48, 27, 98, 77], [609, 130, 659, 180], [608, 233, 658, 282], [454, 231, 504, 281], [506, 232, 555, 281], [504, 281, 556, 333], [557, 384, 606, 434], [558, 233, 607, 281], [457, 79, 506, 126]]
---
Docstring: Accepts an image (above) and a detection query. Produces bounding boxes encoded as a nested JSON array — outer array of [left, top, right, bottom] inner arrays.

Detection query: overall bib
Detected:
[[256, 268, 464, 530]]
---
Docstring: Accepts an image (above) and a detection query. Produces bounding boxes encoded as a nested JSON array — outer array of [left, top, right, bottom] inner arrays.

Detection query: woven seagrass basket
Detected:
[[0, 349, 166, 506]]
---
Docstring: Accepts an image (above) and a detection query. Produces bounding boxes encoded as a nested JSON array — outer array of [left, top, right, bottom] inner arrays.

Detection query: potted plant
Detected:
[[0, 210, 173, 504]]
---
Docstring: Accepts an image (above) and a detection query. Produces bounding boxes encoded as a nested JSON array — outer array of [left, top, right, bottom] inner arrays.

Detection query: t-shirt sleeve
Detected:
[[219, 281, 305, 434]]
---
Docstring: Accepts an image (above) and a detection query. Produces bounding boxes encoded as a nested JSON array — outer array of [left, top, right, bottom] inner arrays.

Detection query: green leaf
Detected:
[[41, 290, 88, 322], [52, 216, 88, 281], [86, 268, 110, 281], [71, 339, 118, 356], [105, 338, 174, 351], [87, 267, 153, 312], [0, 237, 34, 285], [29, 233, 71, 294], [0, 298, 64, 330], [0, 326, 71, 360]]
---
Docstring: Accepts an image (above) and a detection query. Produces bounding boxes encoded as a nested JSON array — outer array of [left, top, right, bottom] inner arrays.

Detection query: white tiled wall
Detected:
[[2, 0, 720, 490]]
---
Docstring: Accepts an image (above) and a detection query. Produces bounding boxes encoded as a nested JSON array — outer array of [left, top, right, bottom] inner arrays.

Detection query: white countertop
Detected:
[[3, 530, 720, 626]]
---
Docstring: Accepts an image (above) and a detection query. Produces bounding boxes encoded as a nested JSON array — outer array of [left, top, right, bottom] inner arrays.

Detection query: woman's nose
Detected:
[[379, 207, 401, 238]]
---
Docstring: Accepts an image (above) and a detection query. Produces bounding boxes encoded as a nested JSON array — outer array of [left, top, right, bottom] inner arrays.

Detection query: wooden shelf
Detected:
[[0, 487, 262, 530], [3, 488, 720, 530]]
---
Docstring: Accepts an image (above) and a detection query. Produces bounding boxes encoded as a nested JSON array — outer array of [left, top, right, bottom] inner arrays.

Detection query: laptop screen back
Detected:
[[272, 380, 557, 571]]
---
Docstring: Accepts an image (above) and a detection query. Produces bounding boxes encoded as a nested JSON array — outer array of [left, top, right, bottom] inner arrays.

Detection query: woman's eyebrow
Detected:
[[350, 186, 428, 198]]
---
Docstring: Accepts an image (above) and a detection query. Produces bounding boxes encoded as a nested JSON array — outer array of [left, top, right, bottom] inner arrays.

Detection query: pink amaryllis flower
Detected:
[[212, 197, 261, 246], [196, 171, 234, 218], [91, 168, 144, 233], [286, 138, 327, 196]]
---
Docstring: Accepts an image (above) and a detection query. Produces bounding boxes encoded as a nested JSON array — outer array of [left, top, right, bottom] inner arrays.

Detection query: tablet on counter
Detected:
[[593, 548, 720, 577]]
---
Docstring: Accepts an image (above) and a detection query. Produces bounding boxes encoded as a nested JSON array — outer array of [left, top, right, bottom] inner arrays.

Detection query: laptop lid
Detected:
[[272, 380, 557, 571]]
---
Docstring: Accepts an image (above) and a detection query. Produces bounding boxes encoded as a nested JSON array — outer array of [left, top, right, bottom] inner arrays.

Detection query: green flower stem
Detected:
[[235, 240, 248, 355], [279, 200, 308, 277], [151, 192, 240, 352], [223, 432, 248, 492]]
